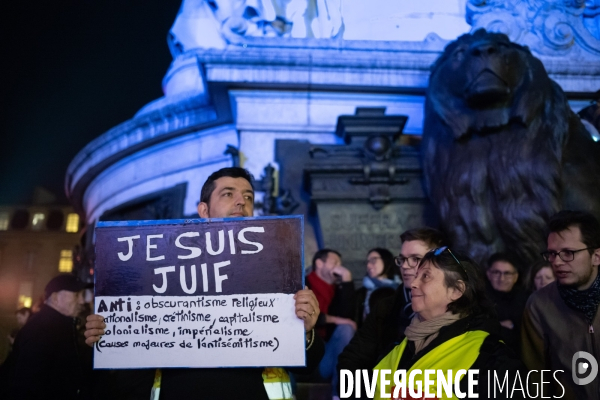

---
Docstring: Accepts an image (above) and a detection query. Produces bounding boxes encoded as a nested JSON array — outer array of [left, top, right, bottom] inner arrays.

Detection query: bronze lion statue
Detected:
[[423, 29, 600, 269]]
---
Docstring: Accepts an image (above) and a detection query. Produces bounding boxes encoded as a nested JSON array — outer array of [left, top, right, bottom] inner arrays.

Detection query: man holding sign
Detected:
[[85, 167, 324, 399]]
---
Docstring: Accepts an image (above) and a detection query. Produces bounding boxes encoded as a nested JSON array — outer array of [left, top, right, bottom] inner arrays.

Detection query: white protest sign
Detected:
[[93, 216, 305, 369]]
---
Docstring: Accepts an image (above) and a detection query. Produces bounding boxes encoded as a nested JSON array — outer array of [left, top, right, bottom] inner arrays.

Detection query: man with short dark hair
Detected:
[[522, 210, 600, 400], [306, 248, 356, 398], [85, 167, 324, 400], [7, 275, 87, 399], [198, 167, 255, 218], [396, 228, 446, 324], [309, 249, 355, 339], [338, 227, 446, 376], [485, 252, 528, 353]]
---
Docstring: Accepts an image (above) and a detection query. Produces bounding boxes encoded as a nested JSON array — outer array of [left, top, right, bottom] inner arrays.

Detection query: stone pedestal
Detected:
[[316, 203, 432, 277], [302, 111, 437, 278]]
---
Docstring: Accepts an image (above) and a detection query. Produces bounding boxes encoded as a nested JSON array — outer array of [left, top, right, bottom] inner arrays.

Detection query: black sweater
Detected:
[[485, 284, 530, 354], [338, 284, 412, 374]]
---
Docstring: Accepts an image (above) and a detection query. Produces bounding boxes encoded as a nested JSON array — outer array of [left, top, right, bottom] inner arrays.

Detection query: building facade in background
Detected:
[[65, 0, 600, 278]]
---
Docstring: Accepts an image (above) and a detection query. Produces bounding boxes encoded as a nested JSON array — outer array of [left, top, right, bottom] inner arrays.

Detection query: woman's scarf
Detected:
[[404, 311, 462, 354], [362, 275, 400, 316], [557, 270, 600, 325]]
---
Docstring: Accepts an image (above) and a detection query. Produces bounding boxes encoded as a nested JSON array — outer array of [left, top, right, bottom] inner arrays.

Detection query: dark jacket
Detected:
[[91, 369, 155, 400], [6, 305, 89, 400], [355, 284, 397, 328], [339, 313, 527, 399], [307, 277, 356, 340], [485, 284, 529, 353], [339, 284, 412, 373], [522, 281, 600, 400], [159, 334, 325, 399]]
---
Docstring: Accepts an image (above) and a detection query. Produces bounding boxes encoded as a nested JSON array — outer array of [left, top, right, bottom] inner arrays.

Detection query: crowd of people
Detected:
[[0, 166, 598, 400]]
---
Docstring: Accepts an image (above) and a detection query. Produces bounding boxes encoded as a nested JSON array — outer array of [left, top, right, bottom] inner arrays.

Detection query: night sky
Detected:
[[0, 1, 181, 205]]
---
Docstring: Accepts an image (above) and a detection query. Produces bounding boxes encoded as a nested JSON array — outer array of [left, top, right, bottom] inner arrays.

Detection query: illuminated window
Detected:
[[17, 282, 33, 308], [65, 213, 79, 233], [58, 250, 73, 272], [32, 213, 45, 230], [0, 212, 8, 231]]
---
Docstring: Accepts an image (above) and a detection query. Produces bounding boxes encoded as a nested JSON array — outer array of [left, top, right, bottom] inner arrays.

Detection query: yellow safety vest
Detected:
[[262, 367, 293, 400], [148, 367, 292, 400], [373, 330, 489, 400]]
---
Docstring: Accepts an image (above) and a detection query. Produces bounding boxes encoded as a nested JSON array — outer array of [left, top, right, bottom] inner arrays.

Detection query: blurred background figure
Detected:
[[0, 307, 32, 396], [306, 248, 355, 400], [7, 308, 31, 346], [14, 308, 31, 328], [5, 274, 90, 400], [485, 252, 529, 353], [77, 283, 95, 383], [527, 260, 556, 292], [80, 283, 95, 320], [30, 295, 46, 314], [356, 248, 399, 326]]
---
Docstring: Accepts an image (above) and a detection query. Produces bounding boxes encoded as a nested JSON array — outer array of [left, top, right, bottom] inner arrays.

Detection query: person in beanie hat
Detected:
[[44, 274, 87, 317], [5, 274, 89, 399]]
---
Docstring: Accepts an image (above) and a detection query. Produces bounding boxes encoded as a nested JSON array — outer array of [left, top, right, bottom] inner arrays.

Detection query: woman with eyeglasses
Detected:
[[484, 252, 530, 354], [372, 247, 525, 399], [355, 248, 400, 327]]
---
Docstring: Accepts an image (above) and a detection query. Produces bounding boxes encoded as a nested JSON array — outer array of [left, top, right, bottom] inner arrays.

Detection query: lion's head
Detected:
[[422, 29, 585, 268], [428, 29, 556, 139]]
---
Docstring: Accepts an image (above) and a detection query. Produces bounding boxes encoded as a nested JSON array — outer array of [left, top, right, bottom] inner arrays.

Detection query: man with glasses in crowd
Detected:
[[522, 210, 600, 400], [338, 227, 446, 375], [484, 252, 528, 353]]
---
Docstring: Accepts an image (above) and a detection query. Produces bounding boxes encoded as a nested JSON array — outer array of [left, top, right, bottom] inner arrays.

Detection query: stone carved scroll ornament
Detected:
[[467, 0, 600, 60]]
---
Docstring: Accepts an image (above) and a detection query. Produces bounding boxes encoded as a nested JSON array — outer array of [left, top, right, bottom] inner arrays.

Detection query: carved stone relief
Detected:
[[467, 0, 600, 60]]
